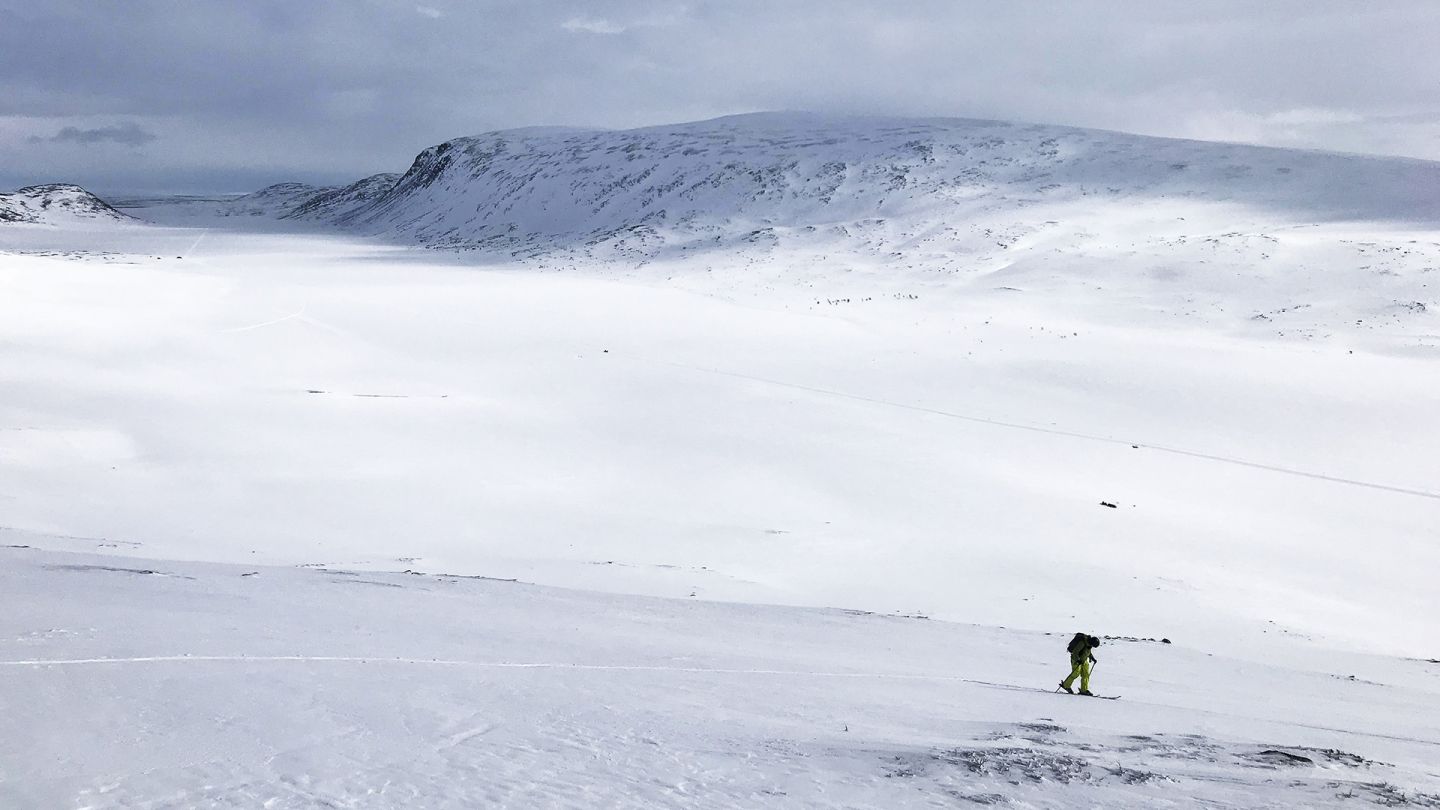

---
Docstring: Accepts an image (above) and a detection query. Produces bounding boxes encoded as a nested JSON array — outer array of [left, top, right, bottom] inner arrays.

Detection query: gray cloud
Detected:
[[562, 16, 627, 34], [28, 122, 157, 147], [1, 0, 1437, 194]]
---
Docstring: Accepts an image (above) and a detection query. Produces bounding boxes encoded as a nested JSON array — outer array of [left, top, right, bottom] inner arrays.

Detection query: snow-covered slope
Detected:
[[114, 176, 398, 226], [344, 113, 1440, 257], [5, 544, 1439, 809], [0, 184, 130, 225], [252, 113, 1431, 335], [2, 217, 1436, 660], [118, 114, 1440, 339], [110, 184, 335, 224], [223, 181, 338, 217], [282, 172, 400, 222]]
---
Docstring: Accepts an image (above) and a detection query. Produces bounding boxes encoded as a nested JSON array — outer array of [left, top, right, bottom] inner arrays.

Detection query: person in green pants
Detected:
[[1060, 633, 1100, 695]]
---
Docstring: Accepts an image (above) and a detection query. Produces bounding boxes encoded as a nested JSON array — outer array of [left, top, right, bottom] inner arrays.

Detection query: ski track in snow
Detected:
[[8, 654, 1438, 749], [0, 654, 985, 681], [182, 228, 208, 257], [631, 354, 1440, 501], [218, 304, 308, 332]]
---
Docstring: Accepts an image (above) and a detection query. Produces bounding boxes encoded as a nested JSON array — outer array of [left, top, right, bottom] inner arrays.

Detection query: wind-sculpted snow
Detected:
[[0, 184, 130, 225], [338, 112, 1440, 260]]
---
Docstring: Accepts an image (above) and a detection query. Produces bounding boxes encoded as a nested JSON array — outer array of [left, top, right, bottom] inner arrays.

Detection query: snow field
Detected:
[[1, 221, 1437, 660], [2, 546, 1438, 808]]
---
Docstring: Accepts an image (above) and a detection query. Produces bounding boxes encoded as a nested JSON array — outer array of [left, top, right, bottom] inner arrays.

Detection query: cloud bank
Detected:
[[28, 122, 157, 147], [1, 0, 1436, 193]]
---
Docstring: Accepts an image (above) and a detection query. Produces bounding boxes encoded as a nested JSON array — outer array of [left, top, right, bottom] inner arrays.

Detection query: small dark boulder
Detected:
[[1249, 749, 1314, 766]]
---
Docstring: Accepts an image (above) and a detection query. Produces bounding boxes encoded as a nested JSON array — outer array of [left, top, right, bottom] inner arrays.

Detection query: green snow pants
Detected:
[[1062, 658, 1091, 692]]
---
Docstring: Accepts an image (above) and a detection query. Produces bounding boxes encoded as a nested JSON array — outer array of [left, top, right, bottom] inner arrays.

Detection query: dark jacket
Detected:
[[1067, 633, 1099, 666]]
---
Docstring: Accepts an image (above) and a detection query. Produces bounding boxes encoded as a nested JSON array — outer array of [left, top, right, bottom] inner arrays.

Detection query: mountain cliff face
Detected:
[[0, 184, 131, 225]]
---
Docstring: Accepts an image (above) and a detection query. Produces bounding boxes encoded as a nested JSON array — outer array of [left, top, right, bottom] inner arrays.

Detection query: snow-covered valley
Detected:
[[2, 114, 1439, 807]]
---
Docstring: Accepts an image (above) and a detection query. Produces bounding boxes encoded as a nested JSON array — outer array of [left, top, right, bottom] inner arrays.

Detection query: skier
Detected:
[[1059, 633, 1100, 695]]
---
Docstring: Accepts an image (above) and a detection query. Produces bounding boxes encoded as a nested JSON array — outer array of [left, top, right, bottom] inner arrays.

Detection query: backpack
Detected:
[[1066, 632, 1088, 654]]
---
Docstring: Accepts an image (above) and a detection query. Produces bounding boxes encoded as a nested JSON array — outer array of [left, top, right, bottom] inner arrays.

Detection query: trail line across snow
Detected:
[[218, 305, 308, 333], [630, 356, 1440, 502], [0, 655, 979, 680], [6, 654, 1439, 748], [181, 228, 208, 258]]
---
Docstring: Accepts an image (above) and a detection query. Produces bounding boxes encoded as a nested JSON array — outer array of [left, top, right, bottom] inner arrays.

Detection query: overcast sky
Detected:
[[2, 1, 1437, 194]]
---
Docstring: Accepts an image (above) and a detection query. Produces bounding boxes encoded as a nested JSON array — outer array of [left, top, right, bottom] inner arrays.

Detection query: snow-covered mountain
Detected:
[[222, 182, 338, 217], [281, 172, 400, 222], [328, 112, 1440, 255], [0, 184, 130, 225], [208, 112, 1434, 334], [111, 175, 400, 226], [119, 114, 1440, 337], [215, 175, 399, 222]]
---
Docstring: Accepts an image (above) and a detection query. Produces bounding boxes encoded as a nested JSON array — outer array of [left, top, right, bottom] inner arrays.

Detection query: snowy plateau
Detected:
[[1, 113, 1438, 808]]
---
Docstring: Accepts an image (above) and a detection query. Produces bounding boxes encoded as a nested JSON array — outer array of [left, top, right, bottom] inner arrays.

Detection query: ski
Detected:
[[1053, 689, 1121, 700]]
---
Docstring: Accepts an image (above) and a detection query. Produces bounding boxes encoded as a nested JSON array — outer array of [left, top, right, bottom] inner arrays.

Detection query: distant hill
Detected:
[[0, 184, 131, 225], [318, 112, 1440, 259], [114, 176, 400, 224], [281, 173, 401, 222], [222, 182, 340, 217], [118, 113, 1440, 333]]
